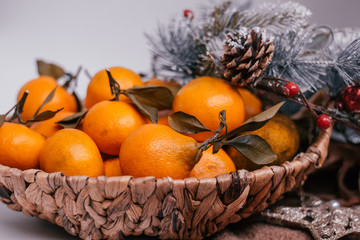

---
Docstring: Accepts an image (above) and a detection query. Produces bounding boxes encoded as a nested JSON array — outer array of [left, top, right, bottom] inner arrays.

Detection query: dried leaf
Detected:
[[126, 86, 174, 110], [32, 86, 58, 120], [168, 111, 211, 134], [125, 93, 158, 123], [56, 110, 88, 129], [224, 102, 284, 138], [27, 108, 63, 123], [72, 92, 82, 112], [17, 90, 29, 115], [223, 134, 277, 165], [9, 90, 29, 122], [0, 115, 6, 128], [37, 60, 65, 79], [166, 83, 182, 97], [212, 142, 223, 154]]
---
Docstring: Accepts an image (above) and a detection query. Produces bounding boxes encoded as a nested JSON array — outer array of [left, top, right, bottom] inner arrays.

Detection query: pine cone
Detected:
[[220, 29, 274, 86]]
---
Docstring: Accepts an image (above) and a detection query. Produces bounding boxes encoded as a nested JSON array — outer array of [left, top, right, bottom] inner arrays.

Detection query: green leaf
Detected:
[[124, 93, 158, 123], [223, 134, 277, 165], [56, 110, 88, 129], [223, 102, 285, 138], [27, 108, 63, 123], [126, 86, 174, 110], [32, 86, 58, 120], [168, 111, 211, 134], [0, 115, 6, 128], [37, 60, 65, 79]]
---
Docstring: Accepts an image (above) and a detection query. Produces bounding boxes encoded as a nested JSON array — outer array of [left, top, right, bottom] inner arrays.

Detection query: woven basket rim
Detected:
[[0, 127, 333, 240], [0, 127, 332, 182]]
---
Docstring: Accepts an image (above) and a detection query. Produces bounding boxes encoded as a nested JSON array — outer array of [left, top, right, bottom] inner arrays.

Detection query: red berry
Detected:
[[183, 9, 194, 20], [316, 114, 332, 130], [283, 82, 299, 98]]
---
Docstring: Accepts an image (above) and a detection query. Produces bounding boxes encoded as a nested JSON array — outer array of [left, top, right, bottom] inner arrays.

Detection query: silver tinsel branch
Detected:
[[267, 28, 360, 95], [145, 18, 205, 83], [235, 2, 311, 32], [146, 1, 312, 82]]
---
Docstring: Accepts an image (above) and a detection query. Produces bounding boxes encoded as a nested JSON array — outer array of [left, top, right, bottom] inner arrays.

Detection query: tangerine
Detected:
[[30, 111, 75, 138], [103, 155, 122, 177], [119, 124, 198, 179], [17, 76, 77, 121], [82, 100, 145, 155], [173, 76, 245, 142], [189, 147, 236, 179], [0, 122, 46, 170], [237, 88, 262, 120], [85, 67, 144, 109], [228, 114, 300, 171], [39, 129, 105, 177]]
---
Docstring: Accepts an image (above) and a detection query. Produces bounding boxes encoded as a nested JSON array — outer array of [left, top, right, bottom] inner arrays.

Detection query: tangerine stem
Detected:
[[106, 69, 121, 101]]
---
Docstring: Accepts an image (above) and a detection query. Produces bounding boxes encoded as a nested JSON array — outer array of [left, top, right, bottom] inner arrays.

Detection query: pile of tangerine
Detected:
[[0, 66, 299, 180]]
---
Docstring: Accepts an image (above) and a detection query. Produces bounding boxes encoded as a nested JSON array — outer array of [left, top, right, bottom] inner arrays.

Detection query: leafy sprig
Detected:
[[0, 88, 63, 128], [169, 102, 284, 166]]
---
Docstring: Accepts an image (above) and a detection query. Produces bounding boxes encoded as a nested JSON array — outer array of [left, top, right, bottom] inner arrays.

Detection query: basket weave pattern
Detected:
[[0, 129, 331, 239]]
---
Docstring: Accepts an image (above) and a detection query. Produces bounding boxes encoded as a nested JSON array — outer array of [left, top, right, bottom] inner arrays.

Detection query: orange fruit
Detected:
[[144, 78, 166, 86], [189, 147, 236, 179], [85, 66, 144, 109], [82, 100, 145, 155], [39, 129, 105, 177], [119, 124, 198, 179], [237, 88, 262, 120], [103, 156, 122, 177], [158, 110, 172, 126], [17, 76, 77, 121], [173, 76, 245, 142], [144, 110, 172, 125], [228, 114, 300, 171], [30, 111, 75, 138], [0, 122, 46, 170]]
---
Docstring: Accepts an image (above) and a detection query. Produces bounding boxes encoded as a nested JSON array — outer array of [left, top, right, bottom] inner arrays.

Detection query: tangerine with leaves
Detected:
[[17, 76, 77, 121], [189, 146, 236, 179], [173, 76, 245, 142], [228, 114, 300, 171], [85, 67, 144, 109], [0, 122, 46, 170], [39, 129, 105, 177], [119, 124, 198, 179], [30, 111, 75, 138], [82, 101, 145, 155]]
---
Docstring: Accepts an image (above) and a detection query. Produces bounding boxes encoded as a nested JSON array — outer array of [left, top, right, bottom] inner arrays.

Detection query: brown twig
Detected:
[[257, 77, 360, 132]]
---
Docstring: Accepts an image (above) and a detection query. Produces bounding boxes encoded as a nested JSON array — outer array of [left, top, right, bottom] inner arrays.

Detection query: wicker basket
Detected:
[[0, 127, 332, 240]]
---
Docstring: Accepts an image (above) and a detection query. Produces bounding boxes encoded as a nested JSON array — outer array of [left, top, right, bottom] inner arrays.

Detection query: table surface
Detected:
[[0, 203, 77, 240]]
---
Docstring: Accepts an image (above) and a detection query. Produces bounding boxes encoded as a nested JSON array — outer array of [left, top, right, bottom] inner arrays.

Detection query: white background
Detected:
[[0, 0, 359, 239]]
